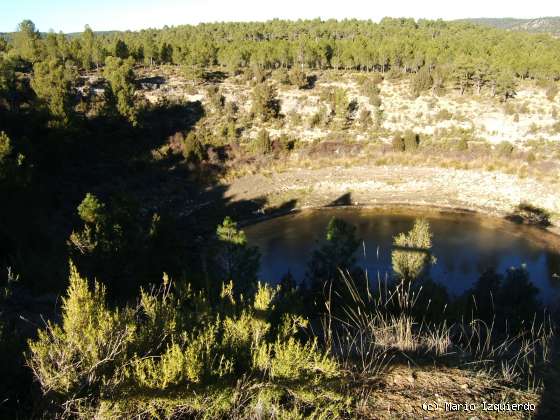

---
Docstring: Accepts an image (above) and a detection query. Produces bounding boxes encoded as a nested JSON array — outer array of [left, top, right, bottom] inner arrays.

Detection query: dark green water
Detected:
[[244, 208, 560, 303]]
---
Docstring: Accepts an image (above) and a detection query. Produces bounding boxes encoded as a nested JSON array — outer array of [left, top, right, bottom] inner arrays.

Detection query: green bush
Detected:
[[205, 85, 225, 111], [183, 132, 205, 162], [254, 129, 273, 155], [273, 68, 290, 84], [361, 80, 382, 107], [392, 219, 435, 281], [27, 265, 338, 417], [289, 67, 308, 89], [251, 83, 280, 121], [410, 67, 433, 97]]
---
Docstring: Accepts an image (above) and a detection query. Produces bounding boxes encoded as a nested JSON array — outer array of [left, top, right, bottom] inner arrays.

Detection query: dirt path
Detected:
[[223, 164, 560, 230]]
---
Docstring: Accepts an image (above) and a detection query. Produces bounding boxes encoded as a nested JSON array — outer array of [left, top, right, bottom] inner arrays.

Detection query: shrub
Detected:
[[403, 130, 419, 151], [391, 133, 405, 152], [392, 219, 435, 281], [503, 102, 516, 115], [434, 109, 453, 121], [545, 83, 558, 102], [27, 263, 136, 397], [361, 80, 382, 107], [410, 67, 433, 97], [273, 68, 290, 84], [205, 85, 224, 111], [255, 129, 273, 155], [507, 202, 551, 227], [182, 65, 204, 84], [289, 67, 308, 89], [168, 131, 185, 154], [183, 132, 205, 162], [456, 137, 469, 152], [27, 264, 340, 417], [224, 100, 238, 120], [358, 109, 372, 128], [276, 133, 294, 151], [288, 109, 302, 126], [103, 56, 137, 125], [269, 337, 338, 381], [495, 141, 514, 157], [251, 83, 280, 121]]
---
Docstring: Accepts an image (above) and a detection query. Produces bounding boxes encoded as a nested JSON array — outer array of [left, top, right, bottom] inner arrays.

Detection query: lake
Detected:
[[244, 208, 560, 303]]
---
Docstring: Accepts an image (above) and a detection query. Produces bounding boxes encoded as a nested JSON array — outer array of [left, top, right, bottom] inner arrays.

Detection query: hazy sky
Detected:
[[2, 0, 557, 33]]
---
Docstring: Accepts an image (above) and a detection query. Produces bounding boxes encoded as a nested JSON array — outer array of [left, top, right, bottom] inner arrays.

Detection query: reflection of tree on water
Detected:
[[246, 210, 559, 302], [547, 253, 560, 288]]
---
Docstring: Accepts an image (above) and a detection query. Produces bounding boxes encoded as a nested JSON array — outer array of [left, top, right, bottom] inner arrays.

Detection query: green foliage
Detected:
[[182, 131, 205, 163], [508, 202, 551, 227], [493, 71, 517, 101], [27, 263, 135, 396], [330, 87, 350, 120], [11, 20, 40, 63], [255, 128, 272, 155], [205, 85, 224, 111], [69, 194, 180, 298], [269, 337, 338, 381], [360, 77, 382, 107], [0, 55, 19, 111], [0, 131, 13, 180], [77, 193, 106, 224], [27, 264, 338, 417], [103, 56, 137, 125], [31, 59, 76, 124], [113, 39, 129, 59], [392, 219, 435, 281], [308, 218, 359, 286], [251, 83, 280, 121], [182, 64, 204, 84], [410, 67, 433, 97], [214, 217, 261, 297], [289, 67, 308, 89]]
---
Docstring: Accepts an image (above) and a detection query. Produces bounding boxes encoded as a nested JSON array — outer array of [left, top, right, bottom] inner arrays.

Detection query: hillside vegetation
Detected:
[[460, 17, 560, 36]]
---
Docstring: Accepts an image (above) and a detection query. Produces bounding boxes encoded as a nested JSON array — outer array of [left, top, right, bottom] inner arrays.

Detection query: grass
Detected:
[[317, 266, 554, 411]]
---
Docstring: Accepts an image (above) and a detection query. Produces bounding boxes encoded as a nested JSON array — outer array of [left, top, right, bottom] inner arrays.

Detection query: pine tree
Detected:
[[31, 59, 76, 124], [215, 217, 260, 297], [103, 56, 137, 125], [251, 83, 280, 121], [11, 20, 40, 64], [392, 219, 435, 281]]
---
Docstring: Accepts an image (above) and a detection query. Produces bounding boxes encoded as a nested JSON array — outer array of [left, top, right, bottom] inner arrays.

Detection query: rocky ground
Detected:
[[222, 163, 560, 233], [360, 365, 544, 419], [138, 67, 560, 146]]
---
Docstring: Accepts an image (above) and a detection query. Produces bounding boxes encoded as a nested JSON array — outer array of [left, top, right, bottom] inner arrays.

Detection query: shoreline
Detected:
[[221, 164, 560, 244], [238, 202, 560, 252]]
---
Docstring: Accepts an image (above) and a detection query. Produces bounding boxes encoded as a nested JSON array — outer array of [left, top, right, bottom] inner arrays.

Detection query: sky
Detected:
[[1, 0, 558, 33]]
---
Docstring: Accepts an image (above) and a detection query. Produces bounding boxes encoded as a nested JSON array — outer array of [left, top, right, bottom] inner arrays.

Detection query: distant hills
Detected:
[[459, 17, 560, 36], [2, 17, 560, 39]]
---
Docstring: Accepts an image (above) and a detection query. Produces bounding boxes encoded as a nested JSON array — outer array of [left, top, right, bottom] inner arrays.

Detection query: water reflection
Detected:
[[244, 209, 560, 303]]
